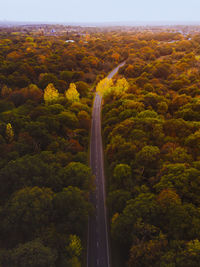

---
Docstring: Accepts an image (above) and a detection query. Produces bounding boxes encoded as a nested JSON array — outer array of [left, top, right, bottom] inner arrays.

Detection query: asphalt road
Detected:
[[87, 62, 125, 267]]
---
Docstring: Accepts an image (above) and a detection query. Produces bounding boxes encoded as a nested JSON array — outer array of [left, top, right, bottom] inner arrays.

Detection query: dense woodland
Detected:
[[1, 25, 200, 266], [101, 30, 200, 266], [0, 27, 126, 266]]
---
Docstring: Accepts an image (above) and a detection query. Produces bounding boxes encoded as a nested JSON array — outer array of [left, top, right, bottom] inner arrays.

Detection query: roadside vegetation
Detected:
[[101, 31, 200, 266]]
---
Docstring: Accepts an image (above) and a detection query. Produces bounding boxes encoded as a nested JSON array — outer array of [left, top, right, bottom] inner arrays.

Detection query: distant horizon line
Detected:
[[1, 20, 200, 27]]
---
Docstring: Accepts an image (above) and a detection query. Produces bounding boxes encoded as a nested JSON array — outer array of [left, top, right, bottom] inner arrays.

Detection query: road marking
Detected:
[[97, 259, 99, 265], [97, 241, 99, 247]]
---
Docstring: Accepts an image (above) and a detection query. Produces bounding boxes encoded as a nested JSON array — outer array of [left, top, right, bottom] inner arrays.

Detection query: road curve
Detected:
[[87, 62, 125, 267]]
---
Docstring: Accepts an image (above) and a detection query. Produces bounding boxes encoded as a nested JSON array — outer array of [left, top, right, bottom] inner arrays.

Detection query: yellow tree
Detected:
[[44, 83, 59, 104], [116, 78, 129, 91], [65, 83, 80, 102], [96, 78, 113, 97], [66, 234, 82, 257], [114, 78, 130, 97], [6, 123, 14, 143]]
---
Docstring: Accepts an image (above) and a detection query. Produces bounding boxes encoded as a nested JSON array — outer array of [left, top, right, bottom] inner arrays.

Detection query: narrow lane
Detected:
[[87, 62, 125, 267]]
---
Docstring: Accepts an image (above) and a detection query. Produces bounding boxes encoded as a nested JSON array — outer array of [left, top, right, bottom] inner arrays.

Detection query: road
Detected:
[[87, 62, 125, 267]]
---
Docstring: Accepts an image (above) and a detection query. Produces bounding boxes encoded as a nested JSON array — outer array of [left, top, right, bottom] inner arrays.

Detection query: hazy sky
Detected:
[[1, 0, 200, 23]]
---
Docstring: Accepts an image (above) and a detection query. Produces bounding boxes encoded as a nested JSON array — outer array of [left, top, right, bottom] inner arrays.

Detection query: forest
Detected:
[[101, 30, 200, 266], [0, 27, 125, 266], [1, 25, 200, 266]]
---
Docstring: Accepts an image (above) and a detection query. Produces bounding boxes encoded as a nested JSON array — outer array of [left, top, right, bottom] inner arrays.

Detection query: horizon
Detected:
[[1, 20, 200, 27], [0, 0, 199, 25]]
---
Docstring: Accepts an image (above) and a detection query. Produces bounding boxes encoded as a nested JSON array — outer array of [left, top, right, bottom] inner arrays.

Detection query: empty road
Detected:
[[87, 62, 125, 267]]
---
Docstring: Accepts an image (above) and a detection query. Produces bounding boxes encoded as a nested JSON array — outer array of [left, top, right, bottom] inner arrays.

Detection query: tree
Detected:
[[39, 73, 58, 89], [75, 81, 89, 97], [111, 193, 159, 245], [96, 78, 113, 96], [65, 83, 80, 102], [128, 234, 167, 267], [5, 123, 14, 143], [58, 111, 78, 129], [60, 70, 74, 83], [66, 235, 82, 258], [1, 85, 12, 98], [157, 189, 181, 210], [112, 164, 132, 190], [0, 153, 62, 200], [20, 84, 43, 103], [153, 62, 172, 79], [136, 145, 160, 176], [52, 186, 90, 236], [116, 78, 129, 91], [155, 164, 200, 205], [3, 187, 53, 242], [77, 110, 90, 130], [58, 162, 91, 190], [185, 130, 200, 159], [44, 83, 59, 104], [107, 190, 131, 216], [6, 239, 57, 267]]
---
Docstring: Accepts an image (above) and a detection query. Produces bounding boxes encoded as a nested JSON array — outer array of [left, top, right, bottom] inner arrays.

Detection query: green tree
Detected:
[[112, 164, 132, 190], [75, 81, 89, 97], [77, 110, 90, 130], [155, 164, 200, 205], [136, 145, 160, 176], [111, 193, 158, 246], [107, 190, 131, 216], [52, 186, 90, 236], [6, 239, 57, 267], [3, 187, 53, 242], [58, 162, 91, 190]]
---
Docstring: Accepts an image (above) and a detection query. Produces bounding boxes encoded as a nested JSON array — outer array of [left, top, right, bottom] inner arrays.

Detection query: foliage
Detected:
[[1, 26, 200, 266], [65, 83, 80, 102], [0, 28, 100, 266], [4, 239, 57, 267], [44, 83, 59, 104], [96, 78, 113, 96], [101, 30, 200, 266], [5, 122, 14, 143]]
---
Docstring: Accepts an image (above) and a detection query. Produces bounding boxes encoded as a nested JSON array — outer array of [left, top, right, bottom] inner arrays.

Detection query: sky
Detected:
[[0, 0, 200, 24]]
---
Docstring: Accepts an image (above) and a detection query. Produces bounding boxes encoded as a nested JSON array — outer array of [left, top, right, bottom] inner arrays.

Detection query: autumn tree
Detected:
[[44, 83, 59, 104], [96, 78, 113, 96], [65, 83, 80, 102], [5, 123, 14, 143], [66, 235, 82, 258]]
